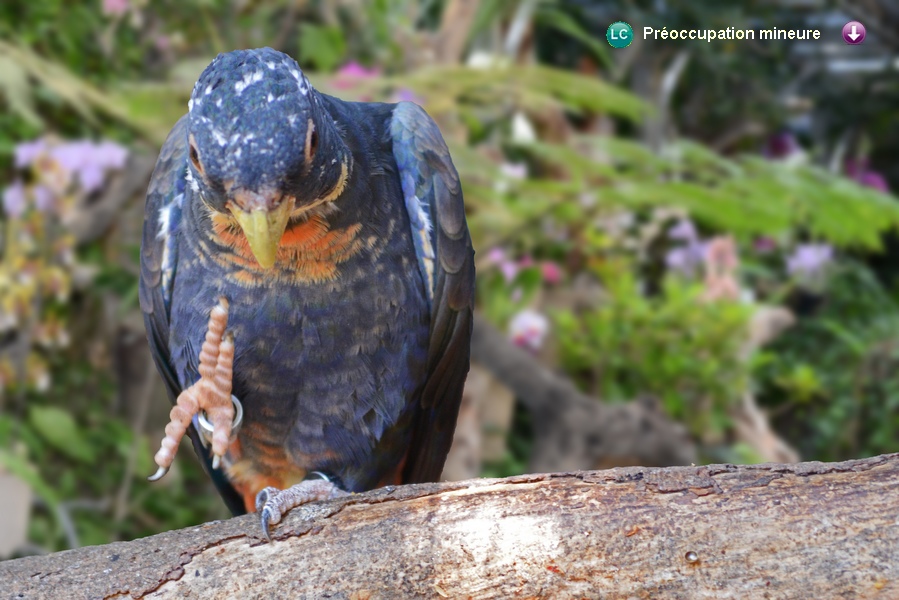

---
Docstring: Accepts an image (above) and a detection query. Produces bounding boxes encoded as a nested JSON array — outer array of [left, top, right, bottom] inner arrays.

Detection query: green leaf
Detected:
[[28, 406, 96, 463], [535, 7, 611, 68], [298, 24, 347, 73], [0, 55, 42, 126]]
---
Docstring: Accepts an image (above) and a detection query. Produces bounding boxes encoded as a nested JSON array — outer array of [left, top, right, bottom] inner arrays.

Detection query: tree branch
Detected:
[[2, 454, 897, 597]]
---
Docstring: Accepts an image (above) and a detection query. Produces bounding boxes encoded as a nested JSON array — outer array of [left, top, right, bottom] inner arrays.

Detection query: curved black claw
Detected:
[[260, 507, 273, 542]]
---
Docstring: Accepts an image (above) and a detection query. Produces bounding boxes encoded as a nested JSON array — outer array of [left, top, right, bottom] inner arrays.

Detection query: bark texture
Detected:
[[3, 454, 897, 599]]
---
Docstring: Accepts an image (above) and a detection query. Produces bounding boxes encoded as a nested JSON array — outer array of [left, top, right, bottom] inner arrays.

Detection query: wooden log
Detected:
[[2, 454, 897, 599]]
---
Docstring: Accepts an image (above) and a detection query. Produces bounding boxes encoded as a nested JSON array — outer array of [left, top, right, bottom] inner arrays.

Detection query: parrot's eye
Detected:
[[189, 141, 204, 175], [309, 130, 319, 158], [305, 120, 318, 163]]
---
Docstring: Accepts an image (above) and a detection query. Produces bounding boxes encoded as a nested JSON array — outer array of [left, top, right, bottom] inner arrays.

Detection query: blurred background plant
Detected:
[[2, 0, 898, 558]]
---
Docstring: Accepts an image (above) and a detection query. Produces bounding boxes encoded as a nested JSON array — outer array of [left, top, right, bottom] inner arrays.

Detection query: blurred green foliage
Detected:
[[557, 273, 753, 438], [525, 136, 899, 250], [1, 359, 229, 551], [758, 259, 899, 461]]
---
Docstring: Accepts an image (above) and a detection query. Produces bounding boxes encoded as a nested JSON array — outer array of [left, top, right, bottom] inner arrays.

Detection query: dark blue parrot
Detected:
[[139, 48, 474, 538]]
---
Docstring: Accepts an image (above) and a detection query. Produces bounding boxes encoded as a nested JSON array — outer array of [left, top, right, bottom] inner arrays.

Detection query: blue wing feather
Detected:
[[389, 101, 475, 483], [138, 114, 245, 515], [391, 113, 438, 307], [157, 182, 184, 313]]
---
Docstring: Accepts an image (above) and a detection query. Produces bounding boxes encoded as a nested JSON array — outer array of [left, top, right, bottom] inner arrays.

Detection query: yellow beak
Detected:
[[227, 200, 293, 269]]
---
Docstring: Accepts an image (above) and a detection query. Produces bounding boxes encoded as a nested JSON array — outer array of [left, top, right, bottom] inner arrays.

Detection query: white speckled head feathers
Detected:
[[185, 48, 347, 210]]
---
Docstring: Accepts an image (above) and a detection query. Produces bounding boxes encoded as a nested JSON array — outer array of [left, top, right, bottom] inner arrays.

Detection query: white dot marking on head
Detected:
[[234, 70, 264, 95]]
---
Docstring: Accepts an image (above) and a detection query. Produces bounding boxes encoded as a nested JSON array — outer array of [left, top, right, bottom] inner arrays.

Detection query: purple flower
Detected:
[[753, 236, 777, 254], [786, 243, 833, 279], [15, 138, 48, 168], [32, 185, 56, 214], [500, 163, 527, 180], [845, 159, 889, 193], [50, 141, 89, 173], [95, 140, 129, 170], [858, 171, 889, 192], [79, 164, 106, 193], [666, 218, 706, 277], [508, 309, 549, 352], [393, 88, 423, 104], [3, 180, 27, 218], [665, 243, 707, 277], [763, 132, 801, 160], [668, 218, 698, 242], [48, 140, 128, 193]]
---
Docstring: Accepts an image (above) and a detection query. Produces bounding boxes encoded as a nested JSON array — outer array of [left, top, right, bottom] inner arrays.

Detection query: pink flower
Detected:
[[509, 309, 549, 352], [336, 61, 381, 78], [485, 247, 507, 264], [540, 261, 562, 285], [485, 247, 521, 283], [102, 0, 130, 17], [333, 61, 381, 89], [154, 34, 171, 52], [500, 262, 519, 283], [518, 255, 534, 268]]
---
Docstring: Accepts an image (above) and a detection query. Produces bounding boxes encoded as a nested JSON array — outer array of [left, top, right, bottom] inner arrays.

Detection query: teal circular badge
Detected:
[[606, 21, 634, 48]]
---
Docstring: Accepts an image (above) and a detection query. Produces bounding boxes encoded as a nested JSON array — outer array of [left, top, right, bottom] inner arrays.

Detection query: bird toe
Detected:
[[254, 479, 348, 542]]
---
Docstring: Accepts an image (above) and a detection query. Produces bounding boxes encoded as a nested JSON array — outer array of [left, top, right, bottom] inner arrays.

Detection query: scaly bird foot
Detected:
[[148, 297, 238, 481], [256, 473, 349, 542]]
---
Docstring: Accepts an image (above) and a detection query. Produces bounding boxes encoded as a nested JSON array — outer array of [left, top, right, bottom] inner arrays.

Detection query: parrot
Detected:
[[138, 47, 474, 539]]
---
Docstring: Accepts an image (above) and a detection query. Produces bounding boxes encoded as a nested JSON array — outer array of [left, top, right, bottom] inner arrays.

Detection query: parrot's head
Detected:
[[186, 47, 350, 269]]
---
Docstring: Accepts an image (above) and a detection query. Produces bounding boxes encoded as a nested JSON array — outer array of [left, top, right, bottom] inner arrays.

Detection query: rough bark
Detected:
[[470, 314, 698, 471], [3, 454, 897, 599]]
